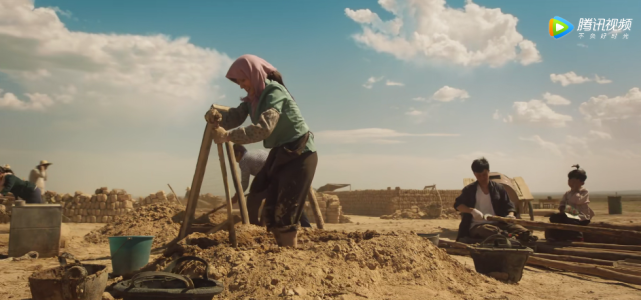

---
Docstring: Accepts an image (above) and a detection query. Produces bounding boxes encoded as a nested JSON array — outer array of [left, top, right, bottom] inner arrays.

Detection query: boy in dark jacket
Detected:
[[454, 158, 533, 243]]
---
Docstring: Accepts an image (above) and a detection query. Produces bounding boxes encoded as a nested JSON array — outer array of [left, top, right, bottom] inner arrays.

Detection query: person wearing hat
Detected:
[[1, 167, 43, 203], [29, 160, 52, 196], [2, 165, 14, 175]]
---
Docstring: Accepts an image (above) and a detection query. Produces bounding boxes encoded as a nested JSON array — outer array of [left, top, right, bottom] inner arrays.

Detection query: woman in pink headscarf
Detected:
[[205, 54, 317, 247]]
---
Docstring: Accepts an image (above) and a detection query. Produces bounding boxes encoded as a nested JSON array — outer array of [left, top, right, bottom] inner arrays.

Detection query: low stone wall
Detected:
[[325, 187, 461, 217]]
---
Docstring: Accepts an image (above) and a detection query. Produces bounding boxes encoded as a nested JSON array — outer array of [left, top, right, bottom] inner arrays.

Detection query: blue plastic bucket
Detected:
[[108, 236, 154, 276]]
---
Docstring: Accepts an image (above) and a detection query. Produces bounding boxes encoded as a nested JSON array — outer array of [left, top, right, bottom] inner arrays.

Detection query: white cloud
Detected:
[[492, 109, 501, 120], [386, 80, 404, 86], [314, 128, 459, 144], [51, 7, 72, 18], [508, 100, 573, 127], [432, 86, 470, 102], [577, 43, 588, 48], [363, 76, 384, 89], [588, 130, 612, 140], [550, 71, 591, 86], [412, 97, 427, 102], [594, 74, 612, 84], [579, 87, 641, 126], [405, 109, 424, 116], [543, 92, 571, 106], [0, 89, 54, 111], [344, 0, 541, 68], [0, 0, 232, 116], [519, 135, 562, 156]]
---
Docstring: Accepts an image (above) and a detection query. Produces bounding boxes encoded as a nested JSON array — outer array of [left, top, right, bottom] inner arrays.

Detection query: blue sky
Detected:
[[1, 0, 640, 197]]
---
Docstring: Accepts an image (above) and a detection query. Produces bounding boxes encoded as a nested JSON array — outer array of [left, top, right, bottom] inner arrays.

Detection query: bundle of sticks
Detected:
[[439, 216, 641, 285]]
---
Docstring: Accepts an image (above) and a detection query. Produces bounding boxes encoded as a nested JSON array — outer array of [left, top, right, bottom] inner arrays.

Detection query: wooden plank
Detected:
[[217, 144, 237, 247], [540, 241, 641, 252], [225, 142, 249, 225], [527, 256, 641, 285], [536, 244, 641, 261], [532, 253, 614, 266], [178, 124, 213, 240], [307, 188, 325, 229], [487, 216, 641, 240]]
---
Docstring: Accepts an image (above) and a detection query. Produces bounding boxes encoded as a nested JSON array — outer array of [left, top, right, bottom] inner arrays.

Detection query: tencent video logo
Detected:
[[549, 16, 574, 39]]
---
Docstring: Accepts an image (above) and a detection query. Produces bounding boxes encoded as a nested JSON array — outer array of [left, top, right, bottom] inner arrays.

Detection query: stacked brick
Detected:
[[326, 187, 460, 218], [61, 188, 134, 223], [138, 190, 176, 207], [303, 192, 348, 224]]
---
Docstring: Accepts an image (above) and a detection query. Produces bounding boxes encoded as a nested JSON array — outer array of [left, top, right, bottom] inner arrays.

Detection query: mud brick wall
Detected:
[[304, 192, 346, 224], [325, 187, 461, 217]]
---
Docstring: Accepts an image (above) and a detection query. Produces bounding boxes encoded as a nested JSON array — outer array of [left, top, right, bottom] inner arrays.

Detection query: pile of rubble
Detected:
[[141, 227, 512, 300], [84, 203, 185, 248], [303, 192, 351, 224], [381, 206, 460, 220], [0, 193, 15, 223]]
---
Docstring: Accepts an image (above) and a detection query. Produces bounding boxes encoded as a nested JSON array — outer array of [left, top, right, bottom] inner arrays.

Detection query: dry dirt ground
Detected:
[[1, 202, 641, 300]]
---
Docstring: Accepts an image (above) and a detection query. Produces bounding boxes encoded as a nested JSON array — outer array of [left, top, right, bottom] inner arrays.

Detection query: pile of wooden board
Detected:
[[438, 216, 641, 285]]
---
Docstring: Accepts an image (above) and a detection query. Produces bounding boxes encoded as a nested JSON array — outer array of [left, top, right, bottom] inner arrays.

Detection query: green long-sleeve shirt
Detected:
[[1, 174, 37, 200]]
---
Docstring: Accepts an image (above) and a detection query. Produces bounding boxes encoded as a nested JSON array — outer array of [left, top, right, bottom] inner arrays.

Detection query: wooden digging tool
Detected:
[[178, 123, 214, 240], [167, 184, 180, 204], [217, 143, 237, 247], [486, 216, 641, 240], [225, 142, 249, 225], [307, 187, 325, 229]]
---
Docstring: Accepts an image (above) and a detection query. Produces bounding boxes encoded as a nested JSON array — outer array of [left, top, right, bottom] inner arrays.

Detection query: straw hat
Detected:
[[38, 160, 53, 167]]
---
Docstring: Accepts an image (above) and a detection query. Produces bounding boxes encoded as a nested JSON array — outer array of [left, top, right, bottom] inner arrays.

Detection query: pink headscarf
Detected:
[[225, 54, 278, 114]]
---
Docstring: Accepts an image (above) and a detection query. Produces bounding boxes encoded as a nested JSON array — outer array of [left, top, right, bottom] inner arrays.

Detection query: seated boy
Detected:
[[545, 165, 595, 242], [454, 158, 536, 244]]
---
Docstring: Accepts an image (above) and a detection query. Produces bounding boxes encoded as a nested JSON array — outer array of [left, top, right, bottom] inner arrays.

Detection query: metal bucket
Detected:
[[417, 233, 440, 246], [469, 234, 533, 283], [29, 263, 108, 300]]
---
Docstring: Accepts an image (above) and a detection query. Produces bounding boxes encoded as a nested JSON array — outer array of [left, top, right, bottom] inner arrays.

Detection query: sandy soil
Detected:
[[1, 203, 641, 299]]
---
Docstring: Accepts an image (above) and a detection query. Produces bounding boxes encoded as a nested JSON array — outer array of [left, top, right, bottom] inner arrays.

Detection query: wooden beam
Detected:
[[178, 124, 213, 240], [487, 216, 641, 240], [217, 144, 237, 247], [307, 188, 325, 229], [225, 142, 249, 225]]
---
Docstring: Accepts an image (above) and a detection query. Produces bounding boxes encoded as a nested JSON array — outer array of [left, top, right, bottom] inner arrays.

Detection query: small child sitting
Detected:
[[545, 164, 595, 242]]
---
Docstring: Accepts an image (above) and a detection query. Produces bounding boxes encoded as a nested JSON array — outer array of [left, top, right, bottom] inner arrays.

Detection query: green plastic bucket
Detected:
[[108, 236, 154, 276]]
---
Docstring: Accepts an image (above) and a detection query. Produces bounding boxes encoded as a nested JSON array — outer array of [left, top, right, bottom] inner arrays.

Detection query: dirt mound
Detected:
[[84, 203, 184, 248], [142, 227, 511, 299]]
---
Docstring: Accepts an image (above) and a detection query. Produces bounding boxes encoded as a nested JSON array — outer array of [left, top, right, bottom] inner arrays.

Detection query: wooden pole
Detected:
[[526, 256, 641, 285], [307, 187, 325, 229], [178, 124, 213, 240], [224, 142, 250, 225], [486, 216, 641, 240], [217, 144, 237, 247]]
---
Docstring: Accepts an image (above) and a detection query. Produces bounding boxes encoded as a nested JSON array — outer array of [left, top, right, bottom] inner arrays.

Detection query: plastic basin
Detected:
[[108, 236, 154, 276]]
